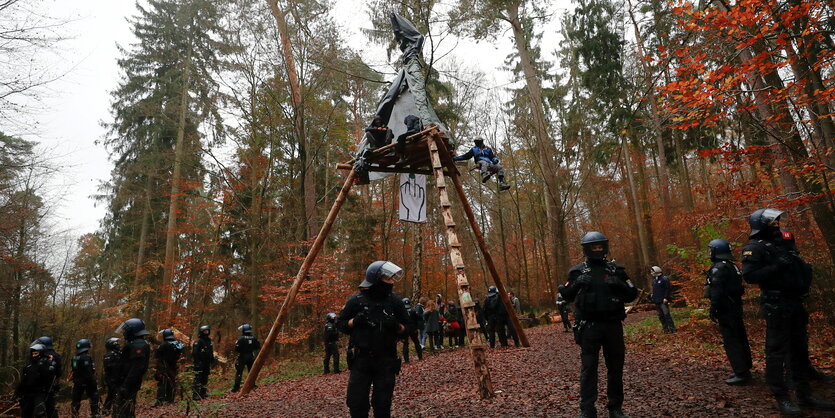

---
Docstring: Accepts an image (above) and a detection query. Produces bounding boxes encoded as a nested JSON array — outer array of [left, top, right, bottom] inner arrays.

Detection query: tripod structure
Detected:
[[240, 125, 528, 399]]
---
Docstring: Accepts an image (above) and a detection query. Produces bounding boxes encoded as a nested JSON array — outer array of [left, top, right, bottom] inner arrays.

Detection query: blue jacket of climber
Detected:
[[453, 138, 510, 191]]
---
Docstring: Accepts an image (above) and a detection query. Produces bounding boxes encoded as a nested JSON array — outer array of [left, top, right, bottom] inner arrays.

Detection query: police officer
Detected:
[[401, 298, 423, 362], [14, 343, 53, 418], [113, 318, 151, 418], [337, 260, 411, 418], [482, 286, 509, 348], [323, 314, 341, 374], [102, 337, 122, 415], [192, 325, 214, 400], [34, 336, 60, 418], [650, 266, 676, 333], [154, 329, 183, 406], [741, 209, 834, 414], [556, 292, 572, 332], [706, 239, 752, 385], [70, 339, 99, 417], [558, 232, 637, 418], [232, 324, 260, 392]]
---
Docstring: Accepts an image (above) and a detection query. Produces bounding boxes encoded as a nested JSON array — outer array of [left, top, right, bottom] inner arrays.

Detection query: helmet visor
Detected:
[[380, 261, 404, 282], [762, 208, 785, 224]]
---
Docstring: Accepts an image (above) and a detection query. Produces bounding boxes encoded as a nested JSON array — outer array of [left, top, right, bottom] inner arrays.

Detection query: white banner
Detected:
[[399, 173, 427, 223]]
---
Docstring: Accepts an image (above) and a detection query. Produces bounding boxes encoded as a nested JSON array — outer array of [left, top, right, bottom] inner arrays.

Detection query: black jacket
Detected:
[[560, 260, 638, 321], [119, 337, 150, 395], [155, 340, 182, 373], [192, 335, 214, 368], [482, 293, 507, 321], [741, 239, 811, 297], [324, 322, 339, 344], [103, 350, 122, 387], [337, 291, 411, 358], [708, 260, 744, 312], [16, 356, 54, 397], [71, 352, 96, 383], [235, 335, 260, 357]]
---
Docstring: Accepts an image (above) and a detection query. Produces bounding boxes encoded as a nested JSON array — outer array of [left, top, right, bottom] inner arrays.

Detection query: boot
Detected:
[[481, 171, 493, 183], [608, 409, 629, 418], [798, 395, 835, 411], [725, 372, 752, 386], [776, 399, 802, 416], [498, 176, 510, 191]]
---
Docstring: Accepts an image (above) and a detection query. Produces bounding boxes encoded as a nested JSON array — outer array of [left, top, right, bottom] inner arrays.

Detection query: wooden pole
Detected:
[[427, 132, 494, 399], [239, 169, 357, 396], [434, 134, 531, 347]]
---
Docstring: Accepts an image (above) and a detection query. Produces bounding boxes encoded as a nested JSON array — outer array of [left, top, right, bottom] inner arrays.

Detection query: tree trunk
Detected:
[[135, 181, 151, 317], [411, 222, 422, 302], [267, 0, 316, 240], [161, 53, 191, 321], [507, 2, 568, 277], [622, 138, 651, 269]]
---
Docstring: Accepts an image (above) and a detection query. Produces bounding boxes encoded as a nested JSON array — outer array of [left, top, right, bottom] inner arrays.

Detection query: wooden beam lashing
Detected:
[[426, 136, 494, 399]]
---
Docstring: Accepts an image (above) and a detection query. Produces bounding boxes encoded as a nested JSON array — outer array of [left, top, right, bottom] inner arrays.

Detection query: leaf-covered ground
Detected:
[[137, 309, 834, 417]]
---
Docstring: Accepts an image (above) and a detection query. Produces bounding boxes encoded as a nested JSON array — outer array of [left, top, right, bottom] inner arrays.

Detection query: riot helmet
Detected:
[[402, 297, 411, 308], [116, 318, 150, 338], [105, 337, 120, 351], [487, 286, 498, 295], [650, 266, 662, 277], [238, 324, 253, 335], [708, 239, 734, 261], [580, 231, 609, 261], [161, 328, 176, 341], [199, 325, 211, 336], [325, 313, 336, 323], [30, 343, 46, 358], [360, 261, 404, 288], [75, 339, 91, 354], [35, 336, 54, 350], [748, 208, 785, 238], [474, 138, 485, 147]]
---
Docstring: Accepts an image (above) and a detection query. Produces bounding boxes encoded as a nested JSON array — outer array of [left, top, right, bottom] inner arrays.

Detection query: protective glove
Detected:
[[604, 275, 627, 289], [381, 316, 400, 332], [709, 307, 720, 323], [574, 274, 592, 287], [352, 311, 370, 328]]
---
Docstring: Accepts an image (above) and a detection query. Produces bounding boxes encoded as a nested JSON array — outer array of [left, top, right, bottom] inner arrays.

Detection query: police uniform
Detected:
[[337, 290, 411, 417], [191, 331, 214, 400], [483, 291, 509, 348], [324, 318, 341, 374], [706, 258, 752, 383], [114, 335, 150, 418], [15, 345, 53, 418], [154, 337, 183, 405], [102, 342, 122, 415], [233, 331, 260, 391], [560, 259, 637, 417], [70, 348, 100, 417]]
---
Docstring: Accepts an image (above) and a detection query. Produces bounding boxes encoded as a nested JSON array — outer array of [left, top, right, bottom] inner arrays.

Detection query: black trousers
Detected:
[[324, 344, 340, 373], [506, 319, 520, 347], [655, 303, 676, 333], [192, 364, 210, 399], [763, 299, 811, 400], [346, 355, 399, 418], [45, 388, 58, 418], [112, 390, 137, 418], [401, 332, 422, 362], [102, 381, 119, 414], [579, 320, 625, 414], [71, 379, 99, 417], [558, 305, 572, 330], [716, 306, 752, 376], [155, 370, 177, 404], [20, 393, 47, 418], [486, 317, 508, 348]]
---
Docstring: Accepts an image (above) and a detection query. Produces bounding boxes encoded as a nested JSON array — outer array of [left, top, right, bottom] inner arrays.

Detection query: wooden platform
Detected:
[[337, 125, 455, 176]]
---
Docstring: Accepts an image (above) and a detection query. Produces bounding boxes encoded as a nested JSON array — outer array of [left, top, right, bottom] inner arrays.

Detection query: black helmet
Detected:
[[30, 343, 47, 356], [238, 324, 253, 335], [748, 208, 784, 238], [105, 337, 120, 351], [325, 313, 336, 322], [116, 318, 150, 338], [161, 329, 176, 341], [199, 325, 211, 335], [35, 336, 54, 350], [581, 231, 609, 261], [402, 297, 411, 307], [487, 286, 498, 295], [708, 239, 734, 261], [361, 261, 404, 288], [474, 138, 485, 146], [75, 339, 91, 354]]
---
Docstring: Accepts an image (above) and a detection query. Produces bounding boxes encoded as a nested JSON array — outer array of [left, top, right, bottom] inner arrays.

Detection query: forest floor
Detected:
[[131, 308, 835, 417]]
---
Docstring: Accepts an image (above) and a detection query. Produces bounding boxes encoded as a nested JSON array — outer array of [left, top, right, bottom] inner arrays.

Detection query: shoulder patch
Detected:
[[742, 250, 753, 256]]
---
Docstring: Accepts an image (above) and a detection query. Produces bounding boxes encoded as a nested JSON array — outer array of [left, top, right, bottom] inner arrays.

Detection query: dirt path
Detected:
[[139, 312, 834, 417]]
